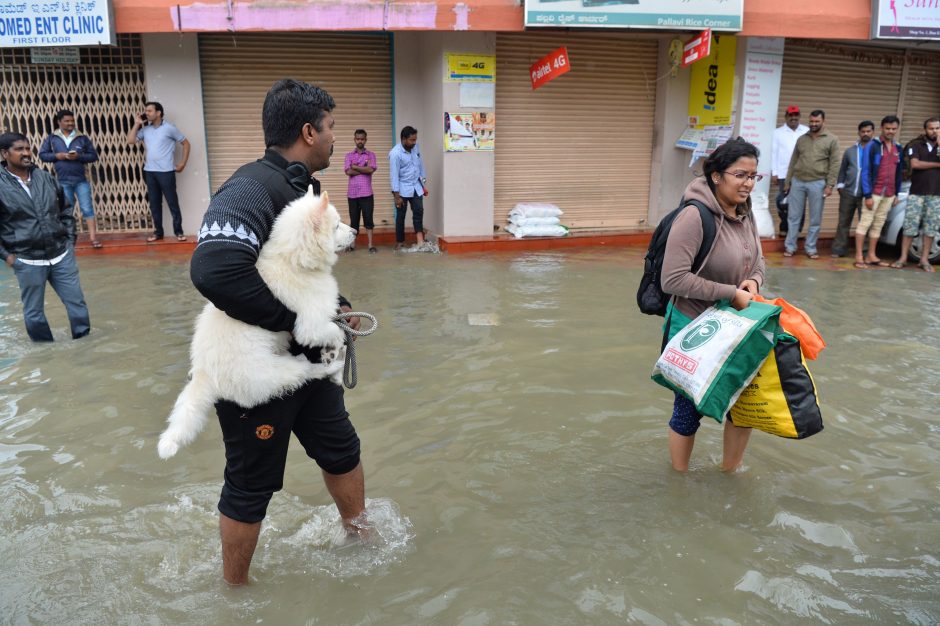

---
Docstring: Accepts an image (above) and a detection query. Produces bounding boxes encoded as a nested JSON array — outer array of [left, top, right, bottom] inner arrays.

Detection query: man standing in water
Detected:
[[189, 79, 367, 585], [0, 132, 91, 342]]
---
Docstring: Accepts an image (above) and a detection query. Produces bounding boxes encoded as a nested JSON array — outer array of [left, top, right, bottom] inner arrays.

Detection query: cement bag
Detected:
[[729, 334, 823, 438], [505, 223, 569, 238], [509, 215, 562, 227], [509, 203, 563, 219], [652, 301, 780, 421]]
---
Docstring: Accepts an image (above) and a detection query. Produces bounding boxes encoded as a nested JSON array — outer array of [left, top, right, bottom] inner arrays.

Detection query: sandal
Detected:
[[146, 234, 163, 243], [889, 260, 906, 269], [176, 235, 188, 242], [368, 247, 377, 254], [920, 262, 936, 273], [783, 251, 795, 257], [91, 240, 103, 249], [872, 260, 892, 268], [853, 262, 869, 269]]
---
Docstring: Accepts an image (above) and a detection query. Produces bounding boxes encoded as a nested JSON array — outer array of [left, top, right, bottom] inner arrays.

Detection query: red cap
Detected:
[[786, 105, 800, 114]]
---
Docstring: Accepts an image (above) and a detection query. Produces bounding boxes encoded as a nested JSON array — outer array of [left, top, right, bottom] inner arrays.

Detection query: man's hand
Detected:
[[865, 197, 874, 209], [55, 152, 70, 161], [340, 304, 360, 340], [5, 254, 15, 268], [175, 163, 186, 173], [783, 185, 790, 195], [393, 193, 403, 208], [739, 279, 759, 294], [893, 196, 900, 206], [823, 185, 832, 198]]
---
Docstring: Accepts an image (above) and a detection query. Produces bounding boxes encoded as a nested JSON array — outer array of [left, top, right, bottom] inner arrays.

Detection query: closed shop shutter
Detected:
[[199, 33, 393, 228], [776, 40, 905, 233], [0, 36, 150, 233], [900, 52, 940, 145], [494, 33, 658, 231]]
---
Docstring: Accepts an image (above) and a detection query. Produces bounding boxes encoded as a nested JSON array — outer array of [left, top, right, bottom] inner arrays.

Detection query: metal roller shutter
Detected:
[[495, 33, 658, 231], [777, 40, 904, 233], [199, 33, 393, 228], [900, 52, 940, 144]]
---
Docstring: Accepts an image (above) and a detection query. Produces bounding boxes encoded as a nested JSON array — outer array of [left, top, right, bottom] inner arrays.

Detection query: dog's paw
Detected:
[[157, 435, 179, 460]]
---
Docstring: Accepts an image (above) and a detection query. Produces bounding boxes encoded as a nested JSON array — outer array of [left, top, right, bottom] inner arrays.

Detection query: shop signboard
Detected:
[[872, 0, 940, 40], [0, 0, 115, 47], [681, 29, 711, 68], [446, 53, 496, 82], [525, 0, 742, 31], [529, 46, 570, 90]]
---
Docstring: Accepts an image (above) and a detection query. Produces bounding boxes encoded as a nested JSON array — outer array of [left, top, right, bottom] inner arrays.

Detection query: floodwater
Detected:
[[1, 247, 938, 625]]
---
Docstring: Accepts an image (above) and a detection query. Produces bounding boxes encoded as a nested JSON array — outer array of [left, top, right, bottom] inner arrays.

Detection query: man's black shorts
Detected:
[[216, 378, 361, 523]]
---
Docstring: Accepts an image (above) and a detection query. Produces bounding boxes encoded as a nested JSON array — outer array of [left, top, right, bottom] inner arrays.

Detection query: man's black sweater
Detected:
[[190, 149, 349, 335]]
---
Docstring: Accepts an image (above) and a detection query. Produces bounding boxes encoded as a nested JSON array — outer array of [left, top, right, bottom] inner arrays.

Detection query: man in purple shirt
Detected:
[[344, 129, 377, 253]]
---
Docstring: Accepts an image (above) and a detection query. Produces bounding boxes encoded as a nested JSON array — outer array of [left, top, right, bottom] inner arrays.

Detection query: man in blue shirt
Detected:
[[389, 126, 427, 250], [126, 101, 191, 242]]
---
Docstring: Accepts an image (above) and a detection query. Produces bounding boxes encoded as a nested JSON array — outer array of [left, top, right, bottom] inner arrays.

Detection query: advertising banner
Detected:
[[0, 0, 115, 47], [525, 0, 742, 31], [872, 0, 940, 40], [688, 34, 736, 128], [446, 53, 496, 82], [681, 29, 711, 68], [530, 46, 570, 90], [444, 112, 495, 152]]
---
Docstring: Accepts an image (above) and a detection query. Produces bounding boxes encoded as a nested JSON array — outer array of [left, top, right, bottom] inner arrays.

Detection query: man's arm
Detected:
[[55, 181, 77, 243], [770, 130, 781, 180], [190, 178, 298, 333], [176, 138, 191, 173], [126, 118, 143, 145], [79, 138, 99, 164], [860, 142, 874, 198], [826, 138, 841, 188], [389, 151, 401, 193], [784, 140, 800, 190], [836, 150, 850, 187], [38, 137, 57, 163]]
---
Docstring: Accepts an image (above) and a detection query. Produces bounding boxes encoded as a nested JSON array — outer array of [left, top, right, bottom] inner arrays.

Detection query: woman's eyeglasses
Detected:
[[723, 171, 764, 183]]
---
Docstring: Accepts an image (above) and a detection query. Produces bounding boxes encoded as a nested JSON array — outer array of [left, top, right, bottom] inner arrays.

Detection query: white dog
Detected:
[[157, 187, 357, 459]]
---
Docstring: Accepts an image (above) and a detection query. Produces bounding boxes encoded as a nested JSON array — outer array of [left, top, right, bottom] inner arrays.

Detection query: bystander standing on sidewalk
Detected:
[[126, 102, 190, 242], [772, 105, 808, 236], [39, 110, 102, 249], [832, 120, 874, 257], [344, 129, 377, 253], [389, 126, 427, 250], [893, 117, 940, 272], [856, 116, 902, 269]]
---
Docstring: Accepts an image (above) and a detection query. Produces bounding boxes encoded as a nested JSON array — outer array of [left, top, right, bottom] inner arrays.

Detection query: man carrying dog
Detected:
[[189, 79, 366, 586]]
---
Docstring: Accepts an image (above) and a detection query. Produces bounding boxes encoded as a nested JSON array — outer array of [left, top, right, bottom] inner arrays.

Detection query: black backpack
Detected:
[[637, 199, 717, 316]]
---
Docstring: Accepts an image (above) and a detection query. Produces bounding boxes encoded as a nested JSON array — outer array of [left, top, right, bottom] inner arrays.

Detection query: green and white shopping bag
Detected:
[[652, 301, 781, 421]]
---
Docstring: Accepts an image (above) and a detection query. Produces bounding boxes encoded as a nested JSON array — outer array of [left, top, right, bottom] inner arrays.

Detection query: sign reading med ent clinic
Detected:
[[0, 0, 114, 47]]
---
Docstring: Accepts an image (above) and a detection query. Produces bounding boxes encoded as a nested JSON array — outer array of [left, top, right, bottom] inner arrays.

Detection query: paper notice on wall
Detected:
[[459, 83, 495, 108], [676, 127, 704, 151]]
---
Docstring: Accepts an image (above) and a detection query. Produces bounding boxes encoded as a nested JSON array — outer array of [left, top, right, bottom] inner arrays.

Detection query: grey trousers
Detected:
[[785, 178, 826, 255]]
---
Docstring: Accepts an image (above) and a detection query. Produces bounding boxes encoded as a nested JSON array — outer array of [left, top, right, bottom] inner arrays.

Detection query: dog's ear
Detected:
[[306, 184, 315, 198]]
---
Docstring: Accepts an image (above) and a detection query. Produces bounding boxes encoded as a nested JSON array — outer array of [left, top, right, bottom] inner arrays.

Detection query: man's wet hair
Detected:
[[881, 115, 900, 126], [262, 79, 336, 149], [0, 132, 29, 164], [925, 117, 940, 129], [400, 125, 417, 141], [354, 129, 367, 137], [56, 109, 75, 122], [703, 137, 760, 193], [810, 109, 825, 119], [858, 120, 874, 131]]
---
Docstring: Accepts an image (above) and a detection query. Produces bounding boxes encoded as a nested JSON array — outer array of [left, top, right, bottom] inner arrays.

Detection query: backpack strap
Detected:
[[686, 199, 717, 274]]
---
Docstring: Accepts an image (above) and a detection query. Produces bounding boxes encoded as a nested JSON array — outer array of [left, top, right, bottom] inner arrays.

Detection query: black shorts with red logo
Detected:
[[215, 377, 361, 523]]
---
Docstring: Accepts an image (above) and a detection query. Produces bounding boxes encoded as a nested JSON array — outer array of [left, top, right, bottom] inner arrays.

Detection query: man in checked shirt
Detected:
[[344, 129, 377, 253]]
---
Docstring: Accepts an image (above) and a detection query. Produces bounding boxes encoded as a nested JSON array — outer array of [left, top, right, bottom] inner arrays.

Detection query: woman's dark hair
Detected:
[[702, 137, 760, 194], [261, 79, 335, 149], [0, 132, 29, 165], [56, 109, 75, 122]]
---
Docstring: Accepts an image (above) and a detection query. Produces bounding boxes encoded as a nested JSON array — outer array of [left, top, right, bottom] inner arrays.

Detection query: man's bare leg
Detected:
[[416, 230, 426, 245], [220, 514, 261, 585], [323, 461, 366, 531]]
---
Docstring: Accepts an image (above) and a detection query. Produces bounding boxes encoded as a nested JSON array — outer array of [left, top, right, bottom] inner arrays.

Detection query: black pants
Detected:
[[395, 194, 424, 243], [348, 195, 375, 232], [144, 170, 183, 237], [834, 189, 863, 256]]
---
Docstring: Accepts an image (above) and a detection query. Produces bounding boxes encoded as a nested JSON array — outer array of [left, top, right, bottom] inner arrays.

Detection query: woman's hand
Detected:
[[731, 289, 754, 311], [739, 279, 759, 294]]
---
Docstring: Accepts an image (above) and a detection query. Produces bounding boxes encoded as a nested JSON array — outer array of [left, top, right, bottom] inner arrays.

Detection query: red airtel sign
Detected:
[[530, 46, 571, 90], [681, 29, 712, 68]]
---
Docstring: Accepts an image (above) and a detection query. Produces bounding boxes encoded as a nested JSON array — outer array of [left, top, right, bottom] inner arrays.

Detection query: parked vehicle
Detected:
[[879, 181, 940, 264]]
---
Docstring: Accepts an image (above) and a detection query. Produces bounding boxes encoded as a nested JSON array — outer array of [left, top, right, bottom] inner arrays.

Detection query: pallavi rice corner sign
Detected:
[[530, 46, 570, 90], [524, 0, 742, 31], [0, 0, 115, 48]]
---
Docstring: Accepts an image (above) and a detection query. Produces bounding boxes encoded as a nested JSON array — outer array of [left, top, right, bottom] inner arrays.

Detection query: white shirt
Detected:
[[771, 123, 809, 179]]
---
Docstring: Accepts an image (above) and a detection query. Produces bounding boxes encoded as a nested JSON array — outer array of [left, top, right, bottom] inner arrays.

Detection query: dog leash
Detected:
[[332, 312, 378, 389]]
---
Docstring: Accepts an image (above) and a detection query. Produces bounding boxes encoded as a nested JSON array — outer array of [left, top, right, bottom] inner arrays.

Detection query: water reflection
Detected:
[[0, 249, 938, 623]]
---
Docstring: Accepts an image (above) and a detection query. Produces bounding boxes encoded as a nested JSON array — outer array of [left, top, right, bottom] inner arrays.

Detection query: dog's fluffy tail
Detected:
[[157, 371, 216, 460]]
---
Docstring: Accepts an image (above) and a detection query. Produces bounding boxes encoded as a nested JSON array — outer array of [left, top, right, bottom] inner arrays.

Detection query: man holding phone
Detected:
[[126, 101, 190, 242], [39, 109, 102, 248]]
